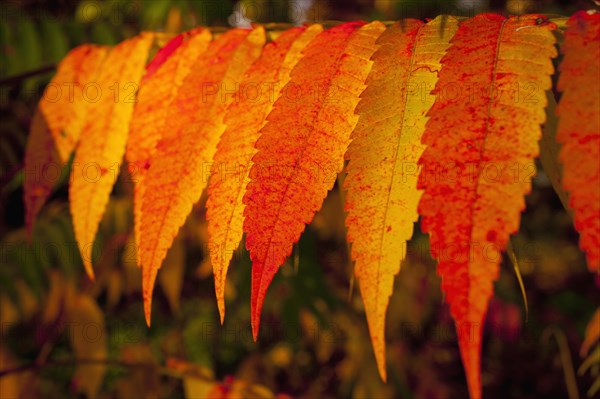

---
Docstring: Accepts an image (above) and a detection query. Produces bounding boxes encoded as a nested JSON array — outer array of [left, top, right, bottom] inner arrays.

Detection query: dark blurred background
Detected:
[[1, 1, 598, 398]]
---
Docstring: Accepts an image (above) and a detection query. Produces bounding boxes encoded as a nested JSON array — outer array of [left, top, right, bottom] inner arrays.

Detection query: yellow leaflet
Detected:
[[70, 33, 154, 278], [344, 16, 458, 381], [206, 25, 323, 323]]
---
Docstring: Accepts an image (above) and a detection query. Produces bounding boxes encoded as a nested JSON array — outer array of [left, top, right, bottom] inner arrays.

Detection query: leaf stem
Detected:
[[0, 65, 55, 87], [507, 238, 529, 322]]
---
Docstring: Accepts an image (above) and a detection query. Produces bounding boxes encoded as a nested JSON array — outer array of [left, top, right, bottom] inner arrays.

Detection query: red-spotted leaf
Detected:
[[206, 25, 323, 323], [556, 11, 600, 273], [243, 21, 386, 340], [417, 14, 557, 399], [344, 16, 458, 381]]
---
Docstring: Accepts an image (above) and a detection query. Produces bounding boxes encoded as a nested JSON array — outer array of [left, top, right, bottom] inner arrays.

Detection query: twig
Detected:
[[0, 357, 182, 380], [0, 65, 55, 87], [0, 16, 571, 87]]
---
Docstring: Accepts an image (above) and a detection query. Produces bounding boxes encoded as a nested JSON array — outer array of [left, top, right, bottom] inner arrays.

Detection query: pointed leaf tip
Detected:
[[243, 20, 385, 343], [206, 24, 323, 328], [143, 290, 153, 328], [83, 257, 96, 281], [138, 27, 265, 331], [418, 14, 556, 399], [345, 16, 458, 382]]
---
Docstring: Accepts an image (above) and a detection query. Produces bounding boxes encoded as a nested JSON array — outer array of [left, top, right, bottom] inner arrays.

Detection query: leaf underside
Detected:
[[24, 44, 108, 235]]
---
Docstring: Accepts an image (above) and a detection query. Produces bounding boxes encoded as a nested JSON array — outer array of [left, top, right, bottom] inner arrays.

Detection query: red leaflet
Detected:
[[556, 11, 600, 273], [243, 21, 385, 340], [206, 25, 322, 323], [144, 34, 184, 81], [417, 14, 556, 399]]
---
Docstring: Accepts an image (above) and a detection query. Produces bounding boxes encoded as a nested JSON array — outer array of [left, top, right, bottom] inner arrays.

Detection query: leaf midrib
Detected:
[[464, 18, 508, 321], [254, 28, 360, 307], [143, 38, 245, 278], [373, 23, 422, 330]]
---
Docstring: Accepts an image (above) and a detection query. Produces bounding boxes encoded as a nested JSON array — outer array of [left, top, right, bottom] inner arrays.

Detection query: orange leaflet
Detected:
[[127, 28, 212, 267], [556, 11, 600, 273], [207, 25, 324, 323], [70, 33, 154, 279], [243, 21, 385, 340], [417, 14, 556, 399], [206, 25, 323, 324], [24, 45, 108, 235], [139, 27, 265, 326], [343, 16, 458, 381]]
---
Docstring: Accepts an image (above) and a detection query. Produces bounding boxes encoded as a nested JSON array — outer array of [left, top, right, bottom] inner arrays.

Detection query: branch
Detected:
[[0, 357, 182, 380], [0, 65, 55, 87], [0, 17, 570, 88]]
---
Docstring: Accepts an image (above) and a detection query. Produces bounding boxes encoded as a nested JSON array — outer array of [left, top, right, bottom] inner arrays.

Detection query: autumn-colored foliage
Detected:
[[556, 11, 600, 273], [206, 24, 323, 323], [581, 308, 600, 357], [69, 33, 154, 278], [138, 27, 265, 325], [344, 16, 458, 380], [127, 28, 212, 267], [24, 44, 108, 235], [243, 20, 385, 340], [417, 14, 557, 398], [21, 12, 599, 399]]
